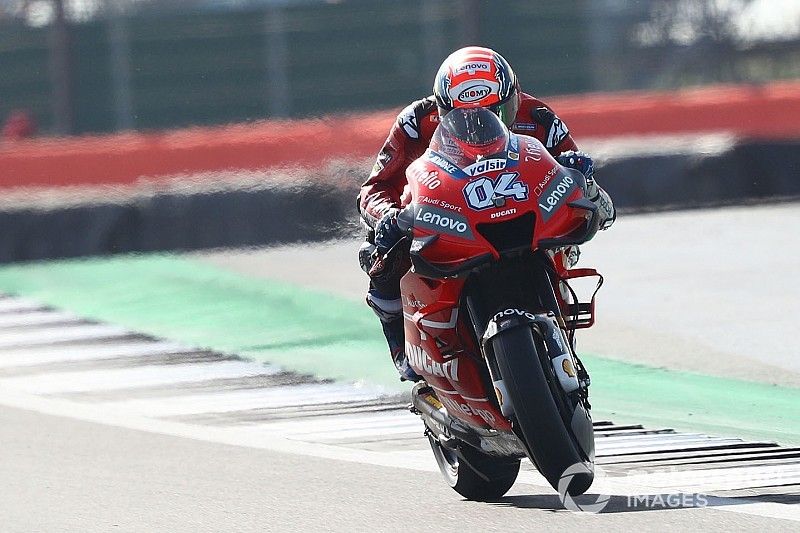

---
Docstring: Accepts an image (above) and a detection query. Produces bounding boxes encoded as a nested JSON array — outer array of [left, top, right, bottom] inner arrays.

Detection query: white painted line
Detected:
[[0, 298, 44, 314], [596, 437, 744, 455], [0, 310, 82, 329], [0, 341, 193, 368], [702, 498, 800, 524], [596, 432, 725, 443], [623, 463, 800, 493], [0, 360, 281, 394], [0, 324, 133, 348], [99, 383, 387, 418], [294, 424, 424, 443], [264, 411, 421, 440]]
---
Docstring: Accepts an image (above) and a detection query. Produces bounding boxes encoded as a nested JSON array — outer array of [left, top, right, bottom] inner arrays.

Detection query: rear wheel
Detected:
[[492, 325, 594, 496], [427, 434, 520, 501]]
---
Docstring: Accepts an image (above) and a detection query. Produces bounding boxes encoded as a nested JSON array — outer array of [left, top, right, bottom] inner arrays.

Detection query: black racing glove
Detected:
[[557, 150, 594, 183], [558, 150, 615, 230], [374, 210, 404, 255]]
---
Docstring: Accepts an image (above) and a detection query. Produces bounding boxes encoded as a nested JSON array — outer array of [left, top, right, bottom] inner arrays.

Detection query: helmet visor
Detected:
[[488, 91, 519, 128]]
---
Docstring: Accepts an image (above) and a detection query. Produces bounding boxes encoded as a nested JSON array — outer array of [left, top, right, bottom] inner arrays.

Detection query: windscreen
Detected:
[[441, 107, 507, 146], [431, 107, 509, 168]]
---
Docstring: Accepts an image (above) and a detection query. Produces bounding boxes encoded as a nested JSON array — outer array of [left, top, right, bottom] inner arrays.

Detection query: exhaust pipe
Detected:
[[410, 383, 483, 450]]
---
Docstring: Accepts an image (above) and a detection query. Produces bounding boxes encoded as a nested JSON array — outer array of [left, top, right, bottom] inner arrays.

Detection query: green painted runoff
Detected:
[[0, 254, 796, 445]]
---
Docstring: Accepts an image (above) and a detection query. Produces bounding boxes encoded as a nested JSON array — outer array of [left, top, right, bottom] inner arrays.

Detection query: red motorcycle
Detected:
[[392, 107, 604, 500]]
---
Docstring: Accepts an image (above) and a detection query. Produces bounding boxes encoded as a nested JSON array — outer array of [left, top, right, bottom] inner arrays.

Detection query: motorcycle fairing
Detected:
[[401, 273, 513, 431]]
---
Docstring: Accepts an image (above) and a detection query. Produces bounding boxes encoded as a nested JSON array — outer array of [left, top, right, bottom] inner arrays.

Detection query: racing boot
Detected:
[[366, 290, 421, 382]]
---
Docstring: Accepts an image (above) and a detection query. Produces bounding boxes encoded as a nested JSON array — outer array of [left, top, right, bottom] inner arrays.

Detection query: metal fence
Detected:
[[1, 0, 799, 135]]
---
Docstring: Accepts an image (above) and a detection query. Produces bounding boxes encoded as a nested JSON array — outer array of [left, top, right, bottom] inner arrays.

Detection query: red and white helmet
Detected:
[[433, 46, 520, 127]]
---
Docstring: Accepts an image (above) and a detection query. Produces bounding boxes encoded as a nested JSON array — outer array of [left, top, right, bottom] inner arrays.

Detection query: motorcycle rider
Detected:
[[358, 46, 615, 381]]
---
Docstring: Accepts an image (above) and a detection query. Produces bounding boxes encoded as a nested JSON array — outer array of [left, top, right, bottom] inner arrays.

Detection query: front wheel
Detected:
[[427, 434, 520, 501], [492, 324, 594, 496]]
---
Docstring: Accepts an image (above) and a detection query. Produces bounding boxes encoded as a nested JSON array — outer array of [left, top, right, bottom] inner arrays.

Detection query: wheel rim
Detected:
[[428, 435, 460, 485]]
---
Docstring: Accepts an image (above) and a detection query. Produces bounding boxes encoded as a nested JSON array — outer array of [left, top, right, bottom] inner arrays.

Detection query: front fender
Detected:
[[482, 308, 580, 397]]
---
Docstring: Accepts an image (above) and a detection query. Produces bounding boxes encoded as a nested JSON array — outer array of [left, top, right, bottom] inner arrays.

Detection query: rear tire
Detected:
[[492, 325, 594, 496], [427, 434, 520, 501]]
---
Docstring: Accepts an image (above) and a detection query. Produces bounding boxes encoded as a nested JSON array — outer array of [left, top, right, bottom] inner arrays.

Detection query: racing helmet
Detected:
[[433, 46, 520, 127], [430, 106, 510, 164]]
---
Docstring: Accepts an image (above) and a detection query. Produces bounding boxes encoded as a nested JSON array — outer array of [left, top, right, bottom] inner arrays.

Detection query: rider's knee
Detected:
[[366, 289, 402, 323]]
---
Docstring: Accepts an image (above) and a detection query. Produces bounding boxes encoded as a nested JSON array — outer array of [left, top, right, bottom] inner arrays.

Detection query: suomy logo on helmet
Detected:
[[449, 80, 500, 104], [458, 84, 491, 103]]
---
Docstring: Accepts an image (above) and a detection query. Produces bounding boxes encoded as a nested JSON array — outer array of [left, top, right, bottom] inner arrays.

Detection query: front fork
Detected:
[[476, 308, 585, 418], [464, 253, 589, 418]]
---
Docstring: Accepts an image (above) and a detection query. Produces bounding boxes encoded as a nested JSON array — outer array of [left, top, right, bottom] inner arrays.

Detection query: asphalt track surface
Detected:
[[2, 404, 797, 533], [0, 204, 798, 531]]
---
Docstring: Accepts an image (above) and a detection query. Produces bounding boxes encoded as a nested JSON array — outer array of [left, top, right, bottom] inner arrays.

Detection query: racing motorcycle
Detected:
[[391, 107, 604, 500]]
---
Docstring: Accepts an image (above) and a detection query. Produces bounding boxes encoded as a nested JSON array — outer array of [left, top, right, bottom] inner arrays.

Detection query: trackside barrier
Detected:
[[0, 139, 797, 263], [2, 81, 800, 189]]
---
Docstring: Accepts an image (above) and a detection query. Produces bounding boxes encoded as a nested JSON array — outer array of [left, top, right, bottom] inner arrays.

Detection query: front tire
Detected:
[[427, 434, 520, 501], [492, 325, 594, 496]]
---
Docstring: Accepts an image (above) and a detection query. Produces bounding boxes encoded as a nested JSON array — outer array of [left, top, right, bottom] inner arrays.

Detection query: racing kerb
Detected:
[[0, 289, 796, 521]]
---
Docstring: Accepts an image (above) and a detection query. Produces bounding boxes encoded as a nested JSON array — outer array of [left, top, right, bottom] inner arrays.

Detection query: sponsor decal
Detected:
[[524, 139, 543, 162], [551, 327, 566, 351], [490, 208, 516, 219], [439, 200, 462, 212], [463, 172, 528, 210], [423, 393, 444, 410], [448, 80, 500, 104], [405, 296, 425, 308], [410, 238, 425, 252], [454, 61, 491, 75], [552, 354, 581, 393], [418, 196, 462, 213], [440, 396, 496, 425], [408, 165, 441, 190], [371, 148, 393, 175], [413, 205, 474, 239], [538, 173, 578, 221], [508, 151, 519, 161], [513, 122, 537, 131], [493, 308, 536, 322], [458, 84, 491, 103], [562, 358, 576, 378], [534, 166, 559, 197], [406, 342, 459, 382], [546, 117, 569, 148], [426, 151, 460, 175], [398, 105, 420, 139], [461, 158, 507, 176]]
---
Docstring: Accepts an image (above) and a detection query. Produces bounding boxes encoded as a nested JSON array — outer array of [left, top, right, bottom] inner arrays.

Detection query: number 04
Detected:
[[464, 172, 528, 210]]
